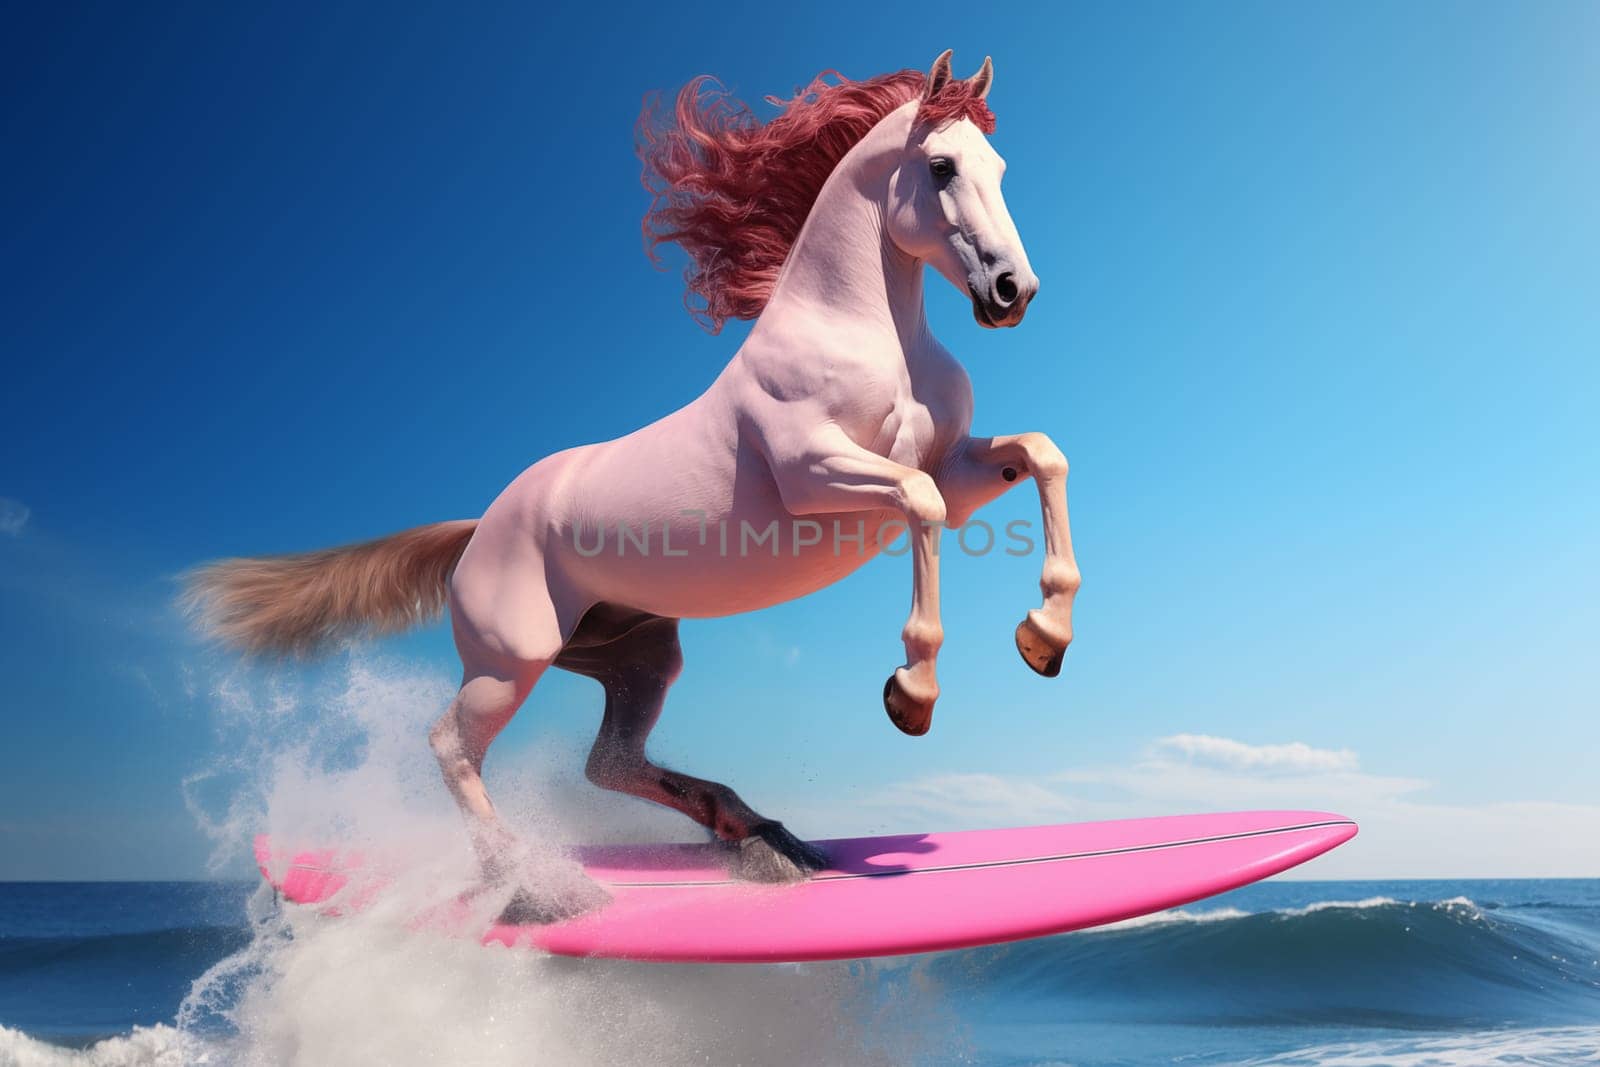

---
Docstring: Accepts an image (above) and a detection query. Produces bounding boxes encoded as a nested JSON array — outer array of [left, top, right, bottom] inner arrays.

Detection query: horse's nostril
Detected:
[[994, 272, 1018, 306]]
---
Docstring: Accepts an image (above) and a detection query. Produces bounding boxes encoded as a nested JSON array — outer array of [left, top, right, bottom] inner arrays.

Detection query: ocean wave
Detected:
[[1122, 895, 1479, 923], [1248, 1025, 1600, 1066], [1094, 906, 1253, 931], [1056, 896, 1485, 936], [926, 895, 1600, 1029], [0, 1023, 198, 1067], [1085, 898, 1440, 934], [1279, 894, 1405, 915]]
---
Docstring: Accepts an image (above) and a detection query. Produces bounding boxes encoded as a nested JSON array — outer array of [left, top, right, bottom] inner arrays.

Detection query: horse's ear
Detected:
[[969, 55, 993, 101], [924, 49, 954, 100]]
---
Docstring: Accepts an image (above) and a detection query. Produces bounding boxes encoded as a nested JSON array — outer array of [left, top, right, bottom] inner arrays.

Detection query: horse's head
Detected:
[[885, 51, 1039, 329]]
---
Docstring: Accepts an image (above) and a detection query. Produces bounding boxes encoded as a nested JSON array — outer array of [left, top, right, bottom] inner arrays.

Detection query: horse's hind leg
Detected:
[[428, 659, 541, 882], [558, 611, 829, 882], [430, 590, 604, 922]]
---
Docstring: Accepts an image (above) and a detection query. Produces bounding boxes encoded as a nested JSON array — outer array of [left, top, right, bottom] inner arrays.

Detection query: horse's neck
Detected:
[[759, 119, 928, 357]]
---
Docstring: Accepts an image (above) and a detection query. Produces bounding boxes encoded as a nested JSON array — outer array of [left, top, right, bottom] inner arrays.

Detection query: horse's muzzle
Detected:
[[969, 272, 1037, 329]]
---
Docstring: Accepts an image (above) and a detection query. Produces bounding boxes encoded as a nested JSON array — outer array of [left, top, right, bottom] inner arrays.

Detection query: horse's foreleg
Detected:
[[766, 427, 948, 735], [563, 616, 828, 881], [940, 433, 1082, 677], [885, 508, 944, 734]]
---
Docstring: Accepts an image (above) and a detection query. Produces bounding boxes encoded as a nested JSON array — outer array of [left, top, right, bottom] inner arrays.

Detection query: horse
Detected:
[[186, 50, 1081, 920]]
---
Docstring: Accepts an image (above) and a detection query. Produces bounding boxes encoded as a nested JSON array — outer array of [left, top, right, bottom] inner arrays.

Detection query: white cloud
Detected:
[[807, 734, 1600, 879], [868, 773, 1080, 826], [1153, 733, 1359, 774], [0, 497, 28, 537]]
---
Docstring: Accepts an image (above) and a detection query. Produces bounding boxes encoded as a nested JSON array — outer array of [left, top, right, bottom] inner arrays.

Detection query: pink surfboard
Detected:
[[255, 810, 1356, 963]]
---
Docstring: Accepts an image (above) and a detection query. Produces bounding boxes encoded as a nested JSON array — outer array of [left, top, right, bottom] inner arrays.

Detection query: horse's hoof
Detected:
[[495, 887, 569, 926], [1015, 610, 1070, 678], [729, 822, 830, 883], [493, 880, 609, 926], [883, 670, 935, 736]]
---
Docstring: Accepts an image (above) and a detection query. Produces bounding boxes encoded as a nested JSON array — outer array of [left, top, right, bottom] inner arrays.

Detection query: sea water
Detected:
[[1, 878, 1597, 1065]]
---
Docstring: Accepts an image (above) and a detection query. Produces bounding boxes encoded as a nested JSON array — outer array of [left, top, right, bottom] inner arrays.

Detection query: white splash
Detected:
[[0, 1024, 197, 1067], [165, 655, 952, 1066]]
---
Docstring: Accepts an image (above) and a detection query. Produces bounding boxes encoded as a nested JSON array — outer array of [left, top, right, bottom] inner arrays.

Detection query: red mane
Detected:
[[637, 68, 997, 333]]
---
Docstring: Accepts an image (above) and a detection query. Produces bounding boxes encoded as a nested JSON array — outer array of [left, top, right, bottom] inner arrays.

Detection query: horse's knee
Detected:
[[896, 470, 947, 526], [1021, 433, 1068, 481]]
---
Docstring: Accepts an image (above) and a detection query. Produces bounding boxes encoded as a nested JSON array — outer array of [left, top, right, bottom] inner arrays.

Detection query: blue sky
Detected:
[[2, 3, 1595, 880]]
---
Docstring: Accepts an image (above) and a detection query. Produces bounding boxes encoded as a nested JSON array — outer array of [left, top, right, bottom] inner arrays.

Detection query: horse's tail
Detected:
[[182, 519, 479, 657]]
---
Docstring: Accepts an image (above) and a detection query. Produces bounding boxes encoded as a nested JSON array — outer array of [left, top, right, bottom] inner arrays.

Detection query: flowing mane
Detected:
[[637, 68, 997, 333]]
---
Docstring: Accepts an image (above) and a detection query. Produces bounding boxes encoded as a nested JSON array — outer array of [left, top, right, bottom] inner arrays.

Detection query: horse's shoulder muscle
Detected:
[[734, 319, 902, 434]]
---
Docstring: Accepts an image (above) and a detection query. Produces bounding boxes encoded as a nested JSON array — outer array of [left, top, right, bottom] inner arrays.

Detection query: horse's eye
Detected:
[[929, 157, 955, 181]]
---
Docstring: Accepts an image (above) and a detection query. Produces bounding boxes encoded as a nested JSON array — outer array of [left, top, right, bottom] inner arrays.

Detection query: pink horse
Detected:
[[188, 51, 1081, 919]]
